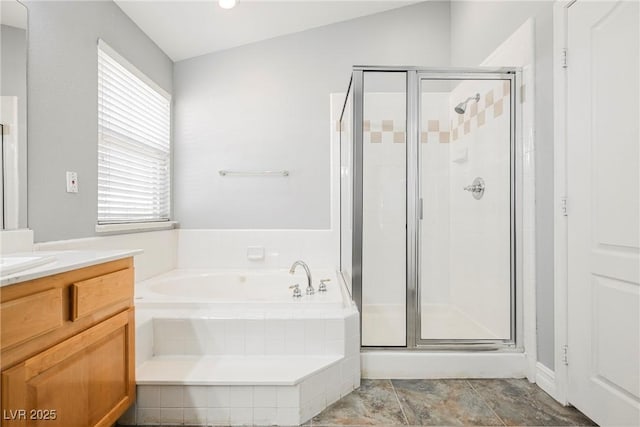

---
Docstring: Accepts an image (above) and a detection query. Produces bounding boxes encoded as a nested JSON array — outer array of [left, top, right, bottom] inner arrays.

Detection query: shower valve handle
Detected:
[[464, 184, 483, 193], [463, 177, 485, 200]]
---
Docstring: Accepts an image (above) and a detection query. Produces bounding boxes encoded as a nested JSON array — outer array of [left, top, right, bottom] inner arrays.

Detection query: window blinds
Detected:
[[97, 42, 171, 224]]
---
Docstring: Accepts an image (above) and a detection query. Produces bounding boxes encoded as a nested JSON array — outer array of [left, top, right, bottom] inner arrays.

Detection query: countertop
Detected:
[[0, 249, 142, 287]]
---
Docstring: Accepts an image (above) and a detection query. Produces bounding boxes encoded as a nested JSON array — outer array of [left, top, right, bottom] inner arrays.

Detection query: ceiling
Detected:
[[114, 0, 416, 62]]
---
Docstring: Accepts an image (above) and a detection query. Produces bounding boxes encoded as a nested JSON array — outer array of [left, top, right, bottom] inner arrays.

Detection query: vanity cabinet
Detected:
[[0, 257, 135, 427]]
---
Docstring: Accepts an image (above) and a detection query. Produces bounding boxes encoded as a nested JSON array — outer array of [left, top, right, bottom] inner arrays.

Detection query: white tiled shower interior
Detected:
[[438, 78, 512, 340], [353, 81, 513, 345], [356, 21, 536, 379]]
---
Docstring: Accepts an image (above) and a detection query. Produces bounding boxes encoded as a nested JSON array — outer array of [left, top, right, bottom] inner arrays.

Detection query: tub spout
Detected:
[[289, 260, 314, 295]]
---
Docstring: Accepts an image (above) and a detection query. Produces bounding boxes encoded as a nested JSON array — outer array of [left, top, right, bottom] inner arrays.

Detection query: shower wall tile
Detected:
[[494, 98, 504, 117], [393, 131, 405, 144], [503, 80, 511, 97], [362, 118, 450, 144], [486, 90, 494, 106], [445, 77, 514, 339], [450, 81, 518, 142], [477, 110, 486, 127]]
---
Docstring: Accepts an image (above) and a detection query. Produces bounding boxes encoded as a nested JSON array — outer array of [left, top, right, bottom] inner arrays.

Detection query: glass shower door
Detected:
[[417, 76, 514, 343], [360, 71, 407, 347]]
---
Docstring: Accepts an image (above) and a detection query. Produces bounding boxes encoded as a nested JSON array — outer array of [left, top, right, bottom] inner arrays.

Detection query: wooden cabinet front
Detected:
[[2, 309, 135, 427], [0, 257, 136, 427]]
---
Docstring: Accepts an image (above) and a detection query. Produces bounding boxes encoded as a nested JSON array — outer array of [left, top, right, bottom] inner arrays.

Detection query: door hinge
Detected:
[[561, 48, 568, 68], [561, 197, 568, 216], [562, 344, 569, 365], [419, 198, 424, 220]]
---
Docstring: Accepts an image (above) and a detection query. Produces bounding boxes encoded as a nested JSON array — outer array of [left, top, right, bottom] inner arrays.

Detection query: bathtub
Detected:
[[128, 268, 360, 426], [135, 268, 348, 311]]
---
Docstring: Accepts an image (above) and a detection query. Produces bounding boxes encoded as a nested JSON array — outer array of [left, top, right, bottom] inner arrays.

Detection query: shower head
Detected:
[[455, 93, 480, 114]]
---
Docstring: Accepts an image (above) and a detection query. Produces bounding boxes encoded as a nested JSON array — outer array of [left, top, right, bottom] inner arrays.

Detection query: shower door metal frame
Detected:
[[412, 70, 520, 350], [342, 66, 522, 351]]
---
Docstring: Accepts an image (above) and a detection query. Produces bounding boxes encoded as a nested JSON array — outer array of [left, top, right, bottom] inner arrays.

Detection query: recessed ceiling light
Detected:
[[219, 0, 238, 9]]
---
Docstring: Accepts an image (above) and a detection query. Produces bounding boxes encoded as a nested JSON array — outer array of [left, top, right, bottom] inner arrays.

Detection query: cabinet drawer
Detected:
[[71, 269, 133, 321], [1, 288, 64, 349]]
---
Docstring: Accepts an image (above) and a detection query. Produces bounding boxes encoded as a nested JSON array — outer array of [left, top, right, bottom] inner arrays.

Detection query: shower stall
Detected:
[[339, 67, 521, 350]]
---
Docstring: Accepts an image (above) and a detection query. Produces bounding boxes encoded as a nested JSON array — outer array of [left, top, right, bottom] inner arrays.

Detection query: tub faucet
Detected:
[[289, 260, 314, 295]]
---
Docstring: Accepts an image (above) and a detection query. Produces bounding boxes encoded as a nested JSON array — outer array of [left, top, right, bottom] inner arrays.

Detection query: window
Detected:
[[97, 40, 171, 225]]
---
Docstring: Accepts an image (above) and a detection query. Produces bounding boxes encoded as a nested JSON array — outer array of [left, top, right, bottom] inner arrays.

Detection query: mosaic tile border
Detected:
[[335, 81, 525, 144], [450, 81, 516, 142]]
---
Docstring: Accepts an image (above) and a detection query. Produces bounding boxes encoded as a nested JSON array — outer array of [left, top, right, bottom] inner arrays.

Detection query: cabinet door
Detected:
[[2, 309, 135, 427]]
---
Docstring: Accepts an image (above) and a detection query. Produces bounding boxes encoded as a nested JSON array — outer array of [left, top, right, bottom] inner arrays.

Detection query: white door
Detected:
[[567, 1, 640, 425]]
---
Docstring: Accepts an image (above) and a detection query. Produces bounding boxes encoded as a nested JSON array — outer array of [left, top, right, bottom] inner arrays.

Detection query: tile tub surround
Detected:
[[149, 316, 357, 357], [121, 308, 360, 425], [126, 362, 359, 426]]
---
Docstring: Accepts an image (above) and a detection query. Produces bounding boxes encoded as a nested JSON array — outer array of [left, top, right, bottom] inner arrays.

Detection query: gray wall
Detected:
[[450, 1, 555, 369], [1, 24, 27, 229], [25, 0, 173, 242], [173, 1, 450, 229]]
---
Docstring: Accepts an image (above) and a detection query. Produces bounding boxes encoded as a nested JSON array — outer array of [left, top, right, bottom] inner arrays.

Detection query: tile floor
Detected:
[[308, 379, 596, 426], [118, 378, 597, 426]]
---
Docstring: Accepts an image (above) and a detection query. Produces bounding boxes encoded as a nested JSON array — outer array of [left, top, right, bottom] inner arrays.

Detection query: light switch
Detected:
[[66, 171, 78, 193]]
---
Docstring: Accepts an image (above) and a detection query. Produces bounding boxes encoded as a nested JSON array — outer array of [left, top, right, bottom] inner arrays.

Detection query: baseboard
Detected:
[[535, 362, 560, 402]]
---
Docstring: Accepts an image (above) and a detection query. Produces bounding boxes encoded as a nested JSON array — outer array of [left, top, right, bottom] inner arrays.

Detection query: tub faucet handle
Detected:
[[289, 284, 302, 298], [318, 278, 331, 292]]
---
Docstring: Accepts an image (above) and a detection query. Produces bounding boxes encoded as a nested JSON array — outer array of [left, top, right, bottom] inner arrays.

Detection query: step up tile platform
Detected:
[[119, 308, 360, 426]]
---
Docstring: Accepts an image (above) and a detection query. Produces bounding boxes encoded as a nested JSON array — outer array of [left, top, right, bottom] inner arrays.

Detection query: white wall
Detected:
[[450, 0, 555, 369], [173, 1, 451, 230], [24, 0, 174, 243]]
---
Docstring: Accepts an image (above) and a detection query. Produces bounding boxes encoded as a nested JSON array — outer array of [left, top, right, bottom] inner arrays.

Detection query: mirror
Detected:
[[1, 0, 27, 230]]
